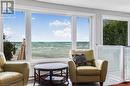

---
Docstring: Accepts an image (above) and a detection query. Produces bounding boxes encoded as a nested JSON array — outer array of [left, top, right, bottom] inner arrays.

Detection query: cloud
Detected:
[[32, 17, 36, 22], [4, 27, 14, 38], [50, 19, 71, 39], [53, 27, 71, 39], [49, 20, 70, 27], [32, 17, 35, 20]]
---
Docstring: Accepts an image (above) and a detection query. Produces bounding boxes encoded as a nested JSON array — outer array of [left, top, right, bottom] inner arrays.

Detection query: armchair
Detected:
[[68, 49, 108, 86], [0, 52, 29, 86]]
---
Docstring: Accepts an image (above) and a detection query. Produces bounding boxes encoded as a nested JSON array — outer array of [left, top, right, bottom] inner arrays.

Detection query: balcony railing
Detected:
[[96, 45, 130, 85]]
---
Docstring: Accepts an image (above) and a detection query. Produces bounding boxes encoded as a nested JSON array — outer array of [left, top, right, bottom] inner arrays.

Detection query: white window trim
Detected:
[[95, 14, 103, 45], [16, 4, 95, 17], [0, 14, 3, 52], [103, 15, 130, 21], [71, 16, 77, 50], [128, 20, 130, 46], [25, 10, 32, 61], [75, 16, 93, 49], [89, 17, 92, 49]]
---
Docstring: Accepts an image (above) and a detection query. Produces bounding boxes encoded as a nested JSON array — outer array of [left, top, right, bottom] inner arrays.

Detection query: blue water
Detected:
[[12, 42, 89, 58]]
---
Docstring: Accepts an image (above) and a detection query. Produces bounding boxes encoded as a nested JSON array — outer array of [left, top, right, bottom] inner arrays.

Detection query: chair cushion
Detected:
[[77, 66, 100, 76], [0, 52, 6, 72], [0, 72, 23, 85]]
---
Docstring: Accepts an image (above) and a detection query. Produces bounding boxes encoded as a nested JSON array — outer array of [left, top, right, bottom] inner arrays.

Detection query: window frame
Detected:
[[74, 16, 92, 49], [102, 15, 130, 46], [0, 9, 95, 61], [1, 10, 27, 60]]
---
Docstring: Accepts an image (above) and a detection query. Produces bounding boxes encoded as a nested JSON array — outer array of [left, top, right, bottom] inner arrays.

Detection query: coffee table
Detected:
[[33, 62, 68, 86]]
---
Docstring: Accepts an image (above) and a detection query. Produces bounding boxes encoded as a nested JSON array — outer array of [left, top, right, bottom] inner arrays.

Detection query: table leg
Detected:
[[38, 70, 40, 84], [33, 69, 36, 86], [50, 70, 53, 82], [61, 69, 62, 76], [66, 68, 69, 84]]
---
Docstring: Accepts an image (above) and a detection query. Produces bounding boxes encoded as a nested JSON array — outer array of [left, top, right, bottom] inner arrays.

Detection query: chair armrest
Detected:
[[68, 60, 77, 83], [4, 62, 29, 85], [95, 60, 108, 82]]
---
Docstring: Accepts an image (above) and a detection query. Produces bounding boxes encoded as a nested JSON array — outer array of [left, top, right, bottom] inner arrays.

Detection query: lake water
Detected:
[[12, 42, 89, 59]]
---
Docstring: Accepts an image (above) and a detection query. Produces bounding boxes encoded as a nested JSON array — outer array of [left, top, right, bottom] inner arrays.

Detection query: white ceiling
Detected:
[[37, 0, 130, 13]]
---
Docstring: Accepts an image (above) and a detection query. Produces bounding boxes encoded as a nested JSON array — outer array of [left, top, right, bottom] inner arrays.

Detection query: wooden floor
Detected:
[[111, 82, 130, 86]]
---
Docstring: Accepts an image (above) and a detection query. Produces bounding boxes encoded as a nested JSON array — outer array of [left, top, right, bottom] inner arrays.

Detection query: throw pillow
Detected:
[[72, 54, 87, 66]]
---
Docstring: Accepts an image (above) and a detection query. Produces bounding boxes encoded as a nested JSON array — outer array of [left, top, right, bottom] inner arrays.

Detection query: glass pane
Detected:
[[103, 20, 128, 46], [97, 46, 122, 85], [124, 47, 130, 80], [3, 11, 25, 61], [77, 17, 90, 49], [32, 13, 71, 59]]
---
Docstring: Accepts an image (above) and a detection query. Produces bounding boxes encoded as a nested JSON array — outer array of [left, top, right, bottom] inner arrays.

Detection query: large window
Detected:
[[2, 10, 92, 60], [31, 13, 71, 59], [77, 17, 90, 49], [3, 11, 25, 60], [103, 19, 128, 46]]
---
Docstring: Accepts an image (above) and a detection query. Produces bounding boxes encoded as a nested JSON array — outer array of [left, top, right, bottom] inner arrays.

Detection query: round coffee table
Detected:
[[33, 62, 68, 86]]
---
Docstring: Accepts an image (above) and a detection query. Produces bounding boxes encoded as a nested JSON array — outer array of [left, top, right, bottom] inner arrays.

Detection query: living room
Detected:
[[0, 0, 130, 86]]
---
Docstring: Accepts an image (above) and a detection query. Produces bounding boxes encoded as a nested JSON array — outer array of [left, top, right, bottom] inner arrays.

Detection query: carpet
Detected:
[[111, 82, 130, 86]]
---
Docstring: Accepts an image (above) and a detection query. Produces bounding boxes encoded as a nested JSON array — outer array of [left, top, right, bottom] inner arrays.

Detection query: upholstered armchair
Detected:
[[0, 52, 29, 86], [68, 49, 108, 86]]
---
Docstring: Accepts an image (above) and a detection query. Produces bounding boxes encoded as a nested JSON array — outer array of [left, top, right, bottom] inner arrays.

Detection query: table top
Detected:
[[34, 62, 68, 70]]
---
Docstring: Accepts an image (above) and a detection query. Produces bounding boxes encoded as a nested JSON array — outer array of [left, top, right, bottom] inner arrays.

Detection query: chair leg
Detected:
[[100, 82, 103, 86]]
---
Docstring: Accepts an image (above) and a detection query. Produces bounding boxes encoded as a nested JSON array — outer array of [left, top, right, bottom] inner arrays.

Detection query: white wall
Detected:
[[15, 0, 130, 17]]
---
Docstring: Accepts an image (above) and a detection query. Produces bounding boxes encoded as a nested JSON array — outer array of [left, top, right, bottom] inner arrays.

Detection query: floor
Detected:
[[111, 82, 130, 86], [27, 80, 100, 86]]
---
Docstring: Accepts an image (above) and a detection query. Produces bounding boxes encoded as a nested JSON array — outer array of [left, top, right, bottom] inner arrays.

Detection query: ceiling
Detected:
[[36, 0, 130, 13]]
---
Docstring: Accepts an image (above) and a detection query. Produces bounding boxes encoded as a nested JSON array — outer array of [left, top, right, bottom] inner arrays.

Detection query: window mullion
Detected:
[[25, 10, 32, 61], [89, 17, 92, 49], [128, 20, 130, 46], [0, 14, 3, 52], [71, 16, 77, 50]]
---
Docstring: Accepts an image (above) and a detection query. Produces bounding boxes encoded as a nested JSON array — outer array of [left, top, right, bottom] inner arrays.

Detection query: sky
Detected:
[[3, 11, 90, 42]]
